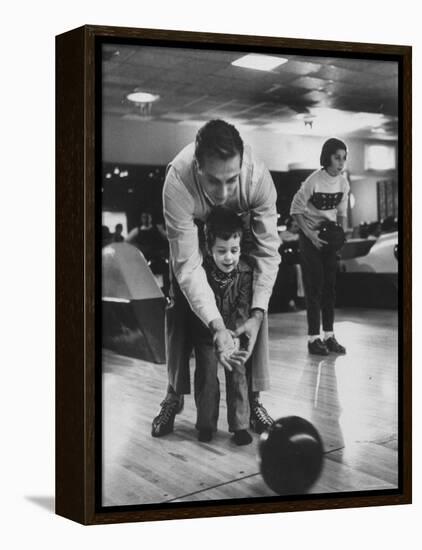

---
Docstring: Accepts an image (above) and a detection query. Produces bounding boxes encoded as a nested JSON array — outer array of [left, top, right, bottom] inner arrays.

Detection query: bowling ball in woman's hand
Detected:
[[318, 222, 345, 251]]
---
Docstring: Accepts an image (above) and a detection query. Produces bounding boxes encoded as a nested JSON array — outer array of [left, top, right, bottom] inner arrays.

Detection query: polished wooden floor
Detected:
[[102, 308, 398, 506]]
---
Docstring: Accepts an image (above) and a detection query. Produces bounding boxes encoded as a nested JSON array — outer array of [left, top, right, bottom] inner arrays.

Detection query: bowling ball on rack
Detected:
[[258, 416, 324, 495], [280, 242, 300, 265], [318, 222, 346, 252]]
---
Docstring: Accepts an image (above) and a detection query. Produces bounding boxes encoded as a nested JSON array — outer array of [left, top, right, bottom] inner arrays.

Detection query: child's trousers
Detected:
[[193, 326, 250, 433]]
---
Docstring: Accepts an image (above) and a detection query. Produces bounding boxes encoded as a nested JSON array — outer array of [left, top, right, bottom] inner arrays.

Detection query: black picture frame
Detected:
[[56, 24, 412, 525]]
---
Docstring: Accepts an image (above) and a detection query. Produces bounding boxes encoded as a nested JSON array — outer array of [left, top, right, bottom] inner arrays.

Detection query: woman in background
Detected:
[[290, 138, 350, 356]]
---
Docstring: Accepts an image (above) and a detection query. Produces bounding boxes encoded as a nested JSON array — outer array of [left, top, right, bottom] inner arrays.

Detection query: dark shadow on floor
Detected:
[[25, 496, 55, 513]]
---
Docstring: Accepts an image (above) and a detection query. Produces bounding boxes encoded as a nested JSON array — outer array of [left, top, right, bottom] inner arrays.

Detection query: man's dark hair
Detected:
[[205, 206, 243, 249], [195, 119, 244, 168], [320, 137, 347, 168]]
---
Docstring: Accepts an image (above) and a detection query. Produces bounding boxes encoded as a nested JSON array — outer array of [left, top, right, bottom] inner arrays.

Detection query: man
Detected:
[[152, 119, 281, 437]]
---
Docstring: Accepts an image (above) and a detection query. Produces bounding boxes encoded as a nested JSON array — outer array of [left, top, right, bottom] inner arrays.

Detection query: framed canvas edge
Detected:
[[55, 24, 412, 526]]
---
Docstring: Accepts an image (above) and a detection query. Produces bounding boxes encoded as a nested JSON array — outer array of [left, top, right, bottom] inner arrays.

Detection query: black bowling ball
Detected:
[[147, 256, 168, 275], [281, 243, 300, 265], [258, 416, 323, 495], [318, 222, 345, 251]]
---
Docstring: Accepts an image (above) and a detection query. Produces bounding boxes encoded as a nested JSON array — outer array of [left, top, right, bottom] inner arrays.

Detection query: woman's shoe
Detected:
[[308, 338, 329, 356], [325, 336, 346, 354]]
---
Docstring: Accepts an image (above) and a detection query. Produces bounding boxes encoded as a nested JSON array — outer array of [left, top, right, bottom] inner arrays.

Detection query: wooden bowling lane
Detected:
[[102, 308, 398, 506]]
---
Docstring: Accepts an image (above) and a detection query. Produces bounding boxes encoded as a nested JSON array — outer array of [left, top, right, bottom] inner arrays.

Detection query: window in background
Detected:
[[102, 211, 128, 236], [364, 144, 396, 171]]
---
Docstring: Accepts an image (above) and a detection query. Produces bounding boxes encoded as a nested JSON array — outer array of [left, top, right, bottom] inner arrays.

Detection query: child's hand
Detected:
[[228, 350, 249, 370], [218, 350, 249, 373], [214, 332, 249, 371]]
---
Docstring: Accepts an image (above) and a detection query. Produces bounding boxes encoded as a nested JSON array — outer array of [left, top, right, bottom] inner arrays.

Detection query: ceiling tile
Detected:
[[101, 46, 399, 138]]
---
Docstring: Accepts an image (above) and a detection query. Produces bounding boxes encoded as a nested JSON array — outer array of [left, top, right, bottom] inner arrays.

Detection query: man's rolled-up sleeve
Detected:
[[249, 166, 281, 311], [163, 168, 221, 326]]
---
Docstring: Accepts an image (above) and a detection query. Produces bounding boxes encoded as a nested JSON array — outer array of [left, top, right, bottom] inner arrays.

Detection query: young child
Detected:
[[191, 207, 254, 445], [290, 138, 350, 356]]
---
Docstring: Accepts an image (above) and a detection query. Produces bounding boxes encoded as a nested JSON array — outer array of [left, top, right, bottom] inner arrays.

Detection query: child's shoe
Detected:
[[232, 430, 253, 446], [198, 429, 213, 442]]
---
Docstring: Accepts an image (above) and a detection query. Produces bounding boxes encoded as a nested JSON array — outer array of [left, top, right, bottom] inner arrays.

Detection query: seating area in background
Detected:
[[269, 217, 399, 313]]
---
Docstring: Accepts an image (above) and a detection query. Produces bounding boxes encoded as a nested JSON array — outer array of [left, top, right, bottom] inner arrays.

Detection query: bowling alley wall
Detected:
[[102, 116, 398, 232]]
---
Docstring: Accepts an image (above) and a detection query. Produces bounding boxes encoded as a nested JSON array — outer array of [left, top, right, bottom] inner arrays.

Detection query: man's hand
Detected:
[[212, 328, 237, 372], [210, 318, 251, 372], [233, 309, 264, 361]]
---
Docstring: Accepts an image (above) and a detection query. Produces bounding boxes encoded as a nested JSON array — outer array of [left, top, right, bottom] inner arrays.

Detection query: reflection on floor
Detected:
[[102, 308, 398, 506]]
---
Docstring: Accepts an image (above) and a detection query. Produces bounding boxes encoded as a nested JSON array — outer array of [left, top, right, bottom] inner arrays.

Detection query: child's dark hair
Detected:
[[205, 207, 243, 249], [195, 119, 244, 168], [320, 137, 347, 168]]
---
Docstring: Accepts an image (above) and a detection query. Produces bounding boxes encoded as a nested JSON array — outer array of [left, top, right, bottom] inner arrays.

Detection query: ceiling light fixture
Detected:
[[300, 114, 316, 130], [127, 91, 160, 103], [126, 91, 160, 120], [232, 54, 288, 71]]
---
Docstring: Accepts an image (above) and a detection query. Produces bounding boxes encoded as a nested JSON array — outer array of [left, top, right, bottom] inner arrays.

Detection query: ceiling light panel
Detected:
[[231, 54, 288, 71], [127, 92, 160, 103]]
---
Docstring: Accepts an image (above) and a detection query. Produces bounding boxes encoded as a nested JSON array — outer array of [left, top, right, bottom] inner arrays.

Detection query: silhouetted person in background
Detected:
[[113, 223, 124, 243], [279, 216, 304, 310], [126, 212, 166, 260], [280, 216, 300, 244]]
